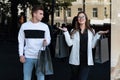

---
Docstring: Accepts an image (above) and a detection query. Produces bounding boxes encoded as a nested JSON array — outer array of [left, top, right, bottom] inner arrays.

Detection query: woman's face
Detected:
[[77, 13, 86, 25]]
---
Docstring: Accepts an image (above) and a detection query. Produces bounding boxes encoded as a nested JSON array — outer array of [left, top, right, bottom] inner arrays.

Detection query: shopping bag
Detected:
[[37, 46, 54, 75], [55, 31, 69, 58], [95, 36, 109, 63]]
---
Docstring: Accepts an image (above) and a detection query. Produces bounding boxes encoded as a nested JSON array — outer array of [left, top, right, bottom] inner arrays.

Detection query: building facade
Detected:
[[52, 0, 111, 26]]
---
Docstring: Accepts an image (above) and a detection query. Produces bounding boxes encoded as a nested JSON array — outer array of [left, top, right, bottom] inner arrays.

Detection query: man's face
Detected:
[[33, 10, 44, 21]]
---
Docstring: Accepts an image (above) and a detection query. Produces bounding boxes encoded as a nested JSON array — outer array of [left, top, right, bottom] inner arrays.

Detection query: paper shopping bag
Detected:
[[95, 37, 109, 63]]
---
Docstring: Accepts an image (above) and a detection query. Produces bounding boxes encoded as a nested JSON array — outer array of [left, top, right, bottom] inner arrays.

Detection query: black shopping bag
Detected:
[[95, 36, 109, 63], [55, 31, 69, 58], [37, 47, 54, 75]]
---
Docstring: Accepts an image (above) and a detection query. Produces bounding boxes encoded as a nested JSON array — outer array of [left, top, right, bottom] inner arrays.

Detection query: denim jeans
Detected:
[[23, 58, 44, 80]]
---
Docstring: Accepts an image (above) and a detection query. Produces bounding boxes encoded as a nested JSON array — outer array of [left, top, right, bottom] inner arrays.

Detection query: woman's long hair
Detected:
[[70, 11, 94, 36]]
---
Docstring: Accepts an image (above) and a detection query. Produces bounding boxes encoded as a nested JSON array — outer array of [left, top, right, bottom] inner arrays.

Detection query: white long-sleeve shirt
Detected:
[[18, 21, 51, 59]]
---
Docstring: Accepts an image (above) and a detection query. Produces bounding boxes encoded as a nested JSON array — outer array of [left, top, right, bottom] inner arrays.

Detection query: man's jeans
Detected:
[[23, 58, 44, 80]]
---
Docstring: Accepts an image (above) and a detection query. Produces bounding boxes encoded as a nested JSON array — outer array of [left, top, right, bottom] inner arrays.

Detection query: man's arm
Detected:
[[18, 25, 25, 63], [44, 25, 51, 46]]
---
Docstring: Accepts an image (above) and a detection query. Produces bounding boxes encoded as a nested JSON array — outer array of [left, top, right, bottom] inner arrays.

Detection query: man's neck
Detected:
[[31, 18, 40, 23]]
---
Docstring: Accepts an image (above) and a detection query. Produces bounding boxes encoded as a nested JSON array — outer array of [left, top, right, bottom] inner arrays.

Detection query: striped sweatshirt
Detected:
[[18, 21, 51, 59]]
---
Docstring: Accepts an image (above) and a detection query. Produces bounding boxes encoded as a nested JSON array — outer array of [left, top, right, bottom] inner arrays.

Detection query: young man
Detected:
[[18, 5, 51, 80]]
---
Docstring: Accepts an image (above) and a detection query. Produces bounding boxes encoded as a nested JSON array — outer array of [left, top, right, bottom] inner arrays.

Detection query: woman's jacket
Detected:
[[63, 30, 101, 65]]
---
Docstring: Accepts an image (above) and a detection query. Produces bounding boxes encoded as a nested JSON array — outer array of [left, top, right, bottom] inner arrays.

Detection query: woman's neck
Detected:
[[80, 24, 85, 32]]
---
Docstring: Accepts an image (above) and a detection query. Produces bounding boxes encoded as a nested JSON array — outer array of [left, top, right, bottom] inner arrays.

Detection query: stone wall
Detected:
[[111, 0, 120, 79]]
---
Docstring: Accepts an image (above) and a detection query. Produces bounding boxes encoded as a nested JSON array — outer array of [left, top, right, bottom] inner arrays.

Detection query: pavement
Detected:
[[0, 40, 110, 80]]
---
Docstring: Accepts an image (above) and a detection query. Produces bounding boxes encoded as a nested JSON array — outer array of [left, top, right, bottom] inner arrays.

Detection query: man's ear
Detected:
[[33, 12, 37, 17]]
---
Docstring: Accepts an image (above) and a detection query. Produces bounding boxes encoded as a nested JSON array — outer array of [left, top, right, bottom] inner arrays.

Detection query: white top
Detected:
[[18, 21, 51, 59]]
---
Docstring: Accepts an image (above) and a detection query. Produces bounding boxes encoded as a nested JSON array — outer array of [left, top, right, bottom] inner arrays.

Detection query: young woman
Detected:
[[59, 11, 108, 80]]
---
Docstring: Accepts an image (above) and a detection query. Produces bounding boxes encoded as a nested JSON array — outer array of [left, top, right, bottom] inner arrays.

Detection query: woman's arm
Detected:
[[92, 32, 101, 48], [63, 31, 73, 46], [58, 27, 73, 47], [92, 30, 109, 48]]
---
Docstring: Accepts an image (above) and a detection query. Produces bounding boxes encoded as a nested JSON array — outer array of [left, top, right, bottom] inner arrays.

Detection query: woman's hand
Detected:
[[58, 27, 68, 32], [98, 30, 109, 35]]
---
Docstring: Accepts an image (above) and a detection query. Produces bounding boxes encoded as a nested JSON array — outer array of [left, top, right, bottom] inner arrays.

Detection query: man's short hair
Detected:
[[31, 5, 44, 16]]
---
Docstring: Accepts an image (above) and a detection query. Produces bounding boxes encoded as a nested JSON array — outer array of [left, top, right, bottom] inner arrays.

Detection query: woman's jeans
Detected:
[[23, 58, 44, 80]]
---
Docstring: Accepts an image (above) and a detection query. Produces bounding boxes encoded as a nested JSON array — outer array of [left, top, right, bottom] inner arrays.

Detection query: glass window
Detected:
[[67, 8, 71, 17], [93, 8, 98, 17], [104, 7, 107, 17], [56, 8, 60, 17], [78, 8, 82, 12]]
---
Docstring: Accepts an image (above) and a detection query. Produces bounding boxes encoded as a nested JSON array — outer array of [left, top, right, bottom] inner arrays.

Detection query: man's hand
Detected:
[[20, 56, 25, 63], [43, 39, 47, 47]]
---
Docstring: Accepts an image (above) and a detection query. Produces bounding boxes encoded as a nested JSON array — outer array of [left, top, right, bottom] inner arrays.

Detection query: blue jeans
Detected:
[[23, 58, 44, 80]]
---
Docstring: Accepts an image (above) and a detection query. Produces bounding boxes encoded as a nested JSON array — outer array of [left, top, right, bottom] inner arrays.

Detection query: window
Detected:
[[104, 7, 107, 18], [78, 8, 82, 12], [93, 8, 98, 17], [56, 22, 60, 27], [56, 8, 60, 17], [67, 8, 71, 17]]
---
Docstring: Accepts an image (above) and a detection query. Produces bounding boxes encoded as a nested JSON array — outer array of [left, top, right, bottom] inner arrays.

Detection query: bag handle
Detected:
[[100, 34, 107, 39], [39, 40, 46, 51], [58, 29, 64, 35]]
